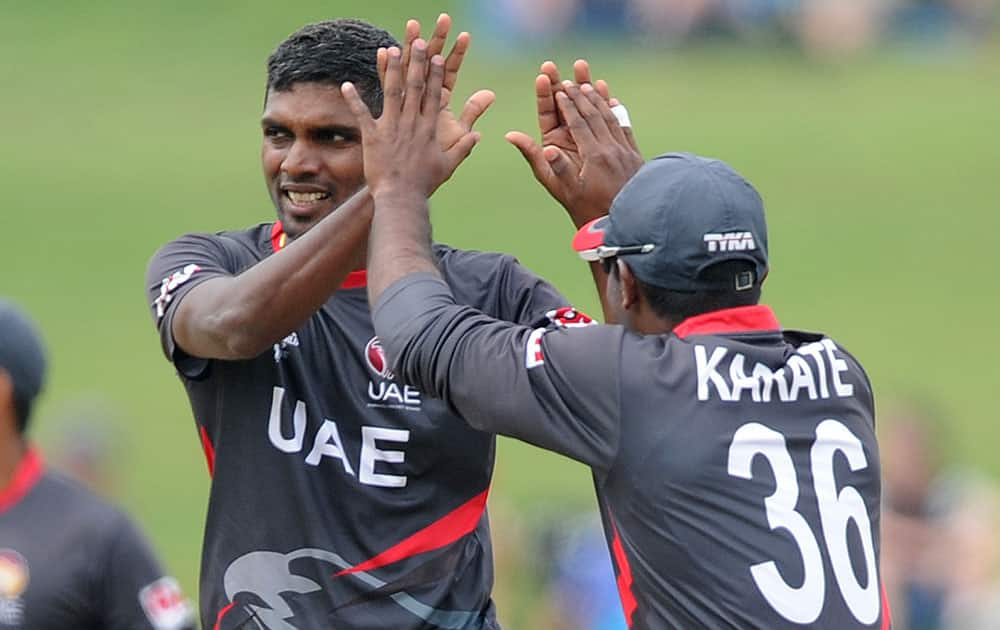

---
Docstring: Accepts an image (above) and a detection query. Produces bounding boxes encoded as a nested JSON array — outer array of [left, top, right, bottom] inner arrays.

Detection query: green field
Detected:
[[2, 2, 999, 627]]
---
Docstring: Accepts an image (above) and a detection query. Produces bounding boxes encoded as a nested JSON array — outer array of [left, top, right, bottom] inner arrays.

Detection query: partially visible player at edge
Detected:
[[144, 15, 634, 629], [349, 44, 893, 629], [0, 299, 195, 630]]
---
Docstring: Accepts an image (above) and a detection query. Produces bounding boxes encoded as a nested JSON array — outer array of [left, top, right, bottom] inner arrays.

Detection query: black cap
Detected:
[[0, 300, 48, 420], [572, 152, 768, 292]]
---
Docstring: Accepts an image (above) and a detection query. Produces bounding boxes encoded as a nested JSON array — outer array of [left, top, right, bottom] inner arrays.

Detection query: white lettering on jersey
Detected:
[[695, 341, 857, 403], [704, 231, 756, 253], [138, 577, 194, 630], [266, 387, 410, 487], [153, 264, 201, 319], [525, 328, 546, 368], [268, 386, 307, 452], [359, 427, 410, 488], [305, 420, 355, 475], [367, 382, 421, 407]]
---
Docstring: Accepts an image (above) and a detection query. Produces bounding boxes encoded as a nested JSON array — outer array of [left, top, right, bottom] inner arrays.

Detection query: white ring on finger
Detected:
[[611, 104, 631, 128]]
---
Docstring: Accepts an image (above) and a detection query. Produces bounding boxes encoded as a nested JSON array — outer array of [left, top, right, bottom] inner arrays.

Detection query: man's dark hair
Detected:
[[629, 260, 762, 323], [266, 19, 399, 116]]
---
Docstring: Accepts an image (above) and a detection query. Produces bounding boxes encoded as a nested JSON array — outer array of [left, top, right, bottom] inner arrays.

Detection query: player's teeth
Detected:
[[287, 191, 328, 203]]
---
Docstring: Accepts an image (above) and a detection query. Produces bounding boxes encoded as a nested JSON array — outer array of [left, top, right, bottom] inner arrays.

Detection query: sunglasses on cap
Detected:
[[576, 243, 655, 263]]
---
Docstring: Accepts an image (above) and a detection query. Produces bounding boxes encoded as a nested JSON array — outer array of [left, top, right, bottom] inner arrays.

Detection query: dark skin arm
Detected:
[[506, 60, 643, 323], [343, 42, 478, 304], [171, 15, 493, 360]]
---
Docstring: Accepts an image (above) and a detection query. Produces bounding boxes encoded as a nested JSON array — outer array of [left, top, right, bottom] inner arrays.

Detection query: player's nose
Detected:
[[280, 140, 321, 178]]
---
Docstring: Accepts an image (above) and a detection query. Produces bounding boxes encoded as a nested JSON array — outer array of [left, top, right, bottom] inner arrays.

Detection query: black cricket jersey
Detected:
[[145, 223, 569, 629], [0, 449, 195, 630], [375, 274, 891, 630]]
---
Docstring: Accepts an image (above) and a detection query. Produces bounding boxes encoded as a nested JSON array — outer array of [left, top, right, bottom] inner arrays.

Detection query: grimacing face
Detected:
[[261, 82, 367, 240]]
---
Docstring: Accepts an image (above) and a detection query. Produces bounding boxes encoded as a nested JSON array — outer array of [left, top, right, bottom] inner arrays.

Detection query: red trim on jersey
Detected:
[[672, 304, 780, 339], [270, 221, 367, 288], [198, 426, 215, 477], [880, 580, 893, 630], [0, 448, 43, 515], [213, 601, 237, 630], [334, 489, 489, 578], [609, 515, 638, 628]]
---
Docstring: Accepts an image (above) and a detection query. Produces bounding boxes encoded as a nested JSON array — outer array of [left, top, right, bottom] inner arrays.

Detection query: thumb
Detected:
[[542, 145, 574, 179], [505, 131, 554, 185], [446, 131, 482, 169]]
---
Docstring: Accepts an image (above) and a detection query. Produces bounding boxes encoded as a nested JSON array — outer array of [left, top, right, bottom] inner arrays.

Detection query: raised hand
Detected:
[[506, 59, 643, 227], [342, 42, 480, 200], [378, 14, 495, 174]]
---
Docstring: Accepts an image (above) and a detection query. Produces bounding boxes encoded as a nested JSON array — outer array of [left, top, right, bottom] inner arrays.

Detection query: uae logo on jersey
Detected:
[[365, 337, 394, 380], [0, 550, 28, 625]]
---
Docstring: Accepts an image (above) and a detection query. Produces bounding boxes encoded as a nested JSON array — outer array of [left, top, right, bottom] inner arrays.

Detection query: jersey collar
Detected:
[[270, 221, 367, 289], [673, 304, 780, 339], [0, 447, 44, 515]]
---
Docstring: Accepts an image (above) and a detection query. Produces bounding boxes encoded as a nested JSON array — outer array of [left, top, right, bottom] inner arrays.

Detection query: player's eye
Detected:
[[263, 126, 291, 141], [315, 130, 354, 144]]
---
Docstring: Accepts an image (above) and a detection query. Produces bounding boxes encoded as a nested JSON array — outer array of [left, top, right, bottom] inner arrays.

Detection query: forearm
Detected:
[[366, 189, 441, 306], [174, 188, 373, 359]]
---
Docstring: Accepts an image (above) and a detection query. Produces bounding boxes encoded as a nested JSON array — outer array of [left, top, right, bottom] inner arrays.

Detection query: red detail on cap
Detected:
[[572, 216, 609, 252], [213, 602, 237, 630], [198, 426, 215, 477], [880, 580, 892, 630], [334, 488, 489, 578], [0, 448, 43, 515], [271, 222, 367, 289], [672, 304, 780, 339], [609, 514, 638, 628]]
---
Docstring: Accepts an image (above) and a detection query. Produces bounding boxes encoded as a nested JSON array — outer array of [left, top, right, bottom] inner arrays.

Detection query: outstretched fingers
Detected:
[[443, 31, 469, 95], [556, 89, 597, 150], [580, 82, 629, 145], [382, 47, 404, 121], [403, 39, 428, 120], [535, 74, 560, 136], [422, 55, 445, 124], [458, 89, 496, 131], [341, 82, 376, 133]]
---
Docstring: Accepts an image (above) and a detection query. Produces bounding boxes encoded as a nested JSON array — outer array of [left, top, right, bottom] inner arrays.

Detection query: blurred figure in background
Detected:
[[881, 402, 1000, 629], [0, 299, 194, 629], [536, 513, 627, 630]]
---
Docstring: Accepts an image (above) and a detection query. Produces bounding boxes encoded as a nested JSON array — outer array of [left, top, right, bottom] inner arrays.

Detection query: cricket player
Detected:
[[144, 16, 622, 629], [0, 300, 195, 630], [349, 45, 890, 629]]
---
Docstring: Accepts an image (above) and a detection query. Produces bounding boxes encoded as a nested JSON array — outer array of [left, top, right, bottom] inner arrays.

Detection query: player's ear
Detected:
[[618, 260, 640, 311], [0, 370, 16, 435]]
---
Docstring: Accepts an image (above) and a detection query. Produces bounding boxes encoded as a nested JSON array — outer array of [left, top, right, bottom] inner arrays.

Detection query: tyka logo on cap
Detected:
[[704, 232, 756, 253]]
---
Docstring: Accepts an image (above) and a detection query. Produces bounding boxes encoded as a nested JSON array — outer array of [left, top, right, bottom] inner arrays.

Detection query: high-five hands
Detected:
[[375, 14, 495, 191], [342, 41, 480, 200], [506, 60, 644, 228]]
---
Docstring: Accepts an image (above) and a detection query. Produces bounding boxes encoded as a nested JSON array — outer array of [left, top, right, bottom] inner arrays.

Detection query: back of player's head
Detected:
[[266, 19, 400, 116], [573, 152, 769, 321], [0, 300, 48, 434]]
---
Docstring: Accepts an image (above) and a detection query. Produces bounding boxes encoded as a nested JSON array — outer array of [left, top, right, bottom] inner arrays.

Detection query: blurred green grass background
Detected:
[[2, 1, 998, 627]]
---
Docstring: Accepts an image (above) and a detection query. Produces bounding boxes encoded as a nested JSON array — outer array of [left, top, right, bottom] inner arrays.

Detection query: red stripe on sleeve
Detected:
[[880, 580, 893, 630], [610, 515, 638, 628], [335, 489, 489, 577], [198, 426, 215, 477]]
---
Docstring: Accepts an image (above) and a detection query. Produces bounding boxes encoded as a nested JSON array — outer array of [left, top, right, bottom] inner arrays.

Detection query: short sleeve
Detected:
[[375, 274, 623, 470], [144, 234, 239, 377], [435, 247, 572, 327], [100, 514, 196, 630]]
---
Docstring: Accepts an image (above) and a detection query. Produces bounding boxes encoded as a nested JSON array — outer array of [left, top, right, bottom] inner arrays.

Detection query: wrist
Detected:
[[371, 185, 429, 209]]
